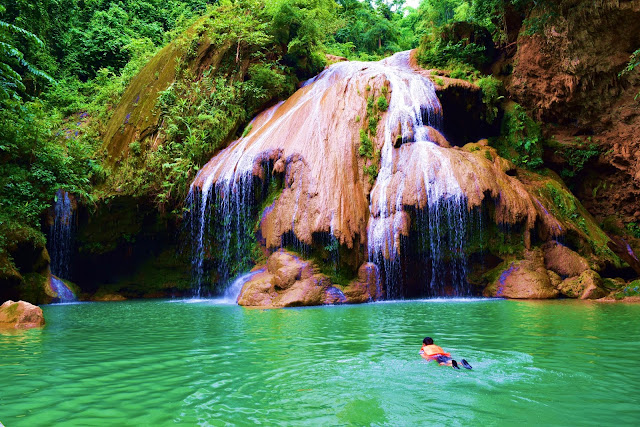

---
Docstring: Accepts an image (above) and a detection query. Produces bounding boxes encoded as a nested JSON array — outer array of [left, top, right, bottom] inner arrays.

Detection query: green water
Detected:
[[1, 299, 639, 426]]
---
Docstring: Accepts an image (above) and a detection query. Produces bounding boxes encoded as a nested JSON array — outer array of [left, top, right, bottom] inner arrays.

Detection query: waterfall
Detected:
[[187, 170, 261, 297], [219, 268, 266, 304], [49, 189, 75, 279], [188, 50, 478, 300], [365, 51, 472, 298], [47, 189, 77, 302], [50, 275, 76, 303]]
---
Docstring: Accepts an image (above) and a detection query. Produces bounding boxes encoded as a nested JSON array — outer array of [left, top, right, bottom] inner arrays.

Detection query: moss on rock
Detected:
[[557, 270, 606, 299]]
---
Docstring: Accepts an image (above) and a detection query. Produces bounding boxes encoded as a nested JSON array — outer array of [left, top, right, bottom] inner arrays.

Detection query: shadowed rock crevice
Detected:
[[436, 83, 501, 147]]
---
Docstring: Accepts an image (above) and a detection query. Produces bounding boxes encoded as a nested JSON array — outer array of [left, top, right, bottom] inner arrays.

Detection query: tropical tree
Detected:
[[0, 5, 53, 99]]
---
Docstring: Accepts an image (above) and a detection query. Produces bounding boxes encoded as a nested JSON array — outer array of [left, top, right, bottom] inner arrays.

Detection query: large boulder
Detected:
[[342, 262, 384, 303], [543, 241, 590, 278], [237, 270, 276, 307], [557, 269, 607, 299], [484, 250, 559, 299], [237, 250, 330, 308], [277, 275, 330, 307], [0, 300, 45, 329], [267, 250, 314, 290]]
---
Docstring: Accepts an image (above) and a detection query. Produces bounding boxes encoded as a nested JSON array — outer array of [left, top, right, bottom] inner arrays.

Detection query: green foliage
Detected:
[[521, 3, 559, 36], [359, 129, 374, 158], [557, 137, 601, 180], [621, 48, 640, 75], [477, 75, 503, 123], [492, 103, 543, 170], [0, 9, 53, 100], [356, 86, 389, 185], [614, 280, 640, 299], [268, 0, 338, 78], [242, 124, 253, 138], [545, 183, 583, 227], [0, 96, 95, 260], [0, 99, 94, 225], [129, 141, 142, 156], [329, 0, 420, 59], [620, 48, 640, 101], [3, 0, 211, 81], [146, 75, 250, 204], [363, 164, 379, 185], [376, 95, 388, 111], [625, 222, 640, 239], [417, 37, 488, 70]]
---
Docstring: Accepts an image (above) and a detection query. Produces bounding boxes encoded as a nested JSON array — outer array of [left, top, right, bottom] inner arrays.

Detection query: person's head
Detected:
[[423, 337, 433, 346]]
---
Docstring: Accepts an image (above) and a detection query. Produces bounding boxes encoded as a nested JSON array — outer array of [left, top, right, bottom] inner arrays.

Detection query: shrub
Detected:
[[491, 103, 543, 170], [558, 137, 601, 179], [376, 95, 389, 112], [477, 76, 503, 123]]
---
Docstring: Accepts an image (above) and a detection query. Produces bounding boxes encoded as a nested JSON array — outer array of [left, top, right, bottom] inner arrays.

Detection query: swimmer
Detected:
[[420, 337, 472, 369]]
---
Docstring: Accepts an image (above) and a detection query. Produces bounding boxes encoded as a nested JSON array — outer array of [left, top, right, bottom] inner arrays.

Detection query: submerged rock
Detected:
[[0, 300, 45, 329]]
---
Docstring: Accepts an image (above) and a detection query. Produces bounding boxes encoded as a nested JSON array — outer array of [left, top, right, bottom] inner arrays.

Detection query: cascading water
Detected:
[[365, 51, 473, 298], [219, 268, 266, 304], [186, 104, 284, 297], [187, 170, 262, 297], [47, 189, 77, 302], [188, 50, 479, 300], [49, 276, 75, 303], [49, 189, 75, 279]]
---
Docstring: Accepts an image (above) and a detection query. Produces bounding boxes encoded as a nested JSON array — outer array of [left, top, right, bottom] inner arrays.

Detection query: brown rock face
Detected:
[[277, 275, 331, 307], [0, 300, 45, 329], [509, 1, 640, 125], [558, 270, 607, 299], [267, 251, 314, 290], [506, 2, 640, 224], [543, 241, 590, 278], [236, 270, 276, 307]]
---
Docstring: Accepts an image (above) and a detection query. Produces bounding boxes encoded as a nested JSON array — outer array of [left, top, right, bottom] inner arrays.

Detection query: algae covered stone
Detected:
[[557, 270, 607, 299]]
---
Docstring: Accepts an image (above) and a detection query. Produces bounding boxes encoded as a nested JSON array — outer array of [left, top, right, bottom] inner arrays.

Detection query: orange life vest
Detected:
[[421, 344, 451, 358]]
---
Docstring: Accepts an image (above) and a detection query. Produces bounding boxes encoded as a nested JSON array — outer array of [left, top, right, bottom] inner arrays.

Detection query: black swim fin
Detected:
[[461, 359, 472, 369], [451, 360, 460, 369]]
